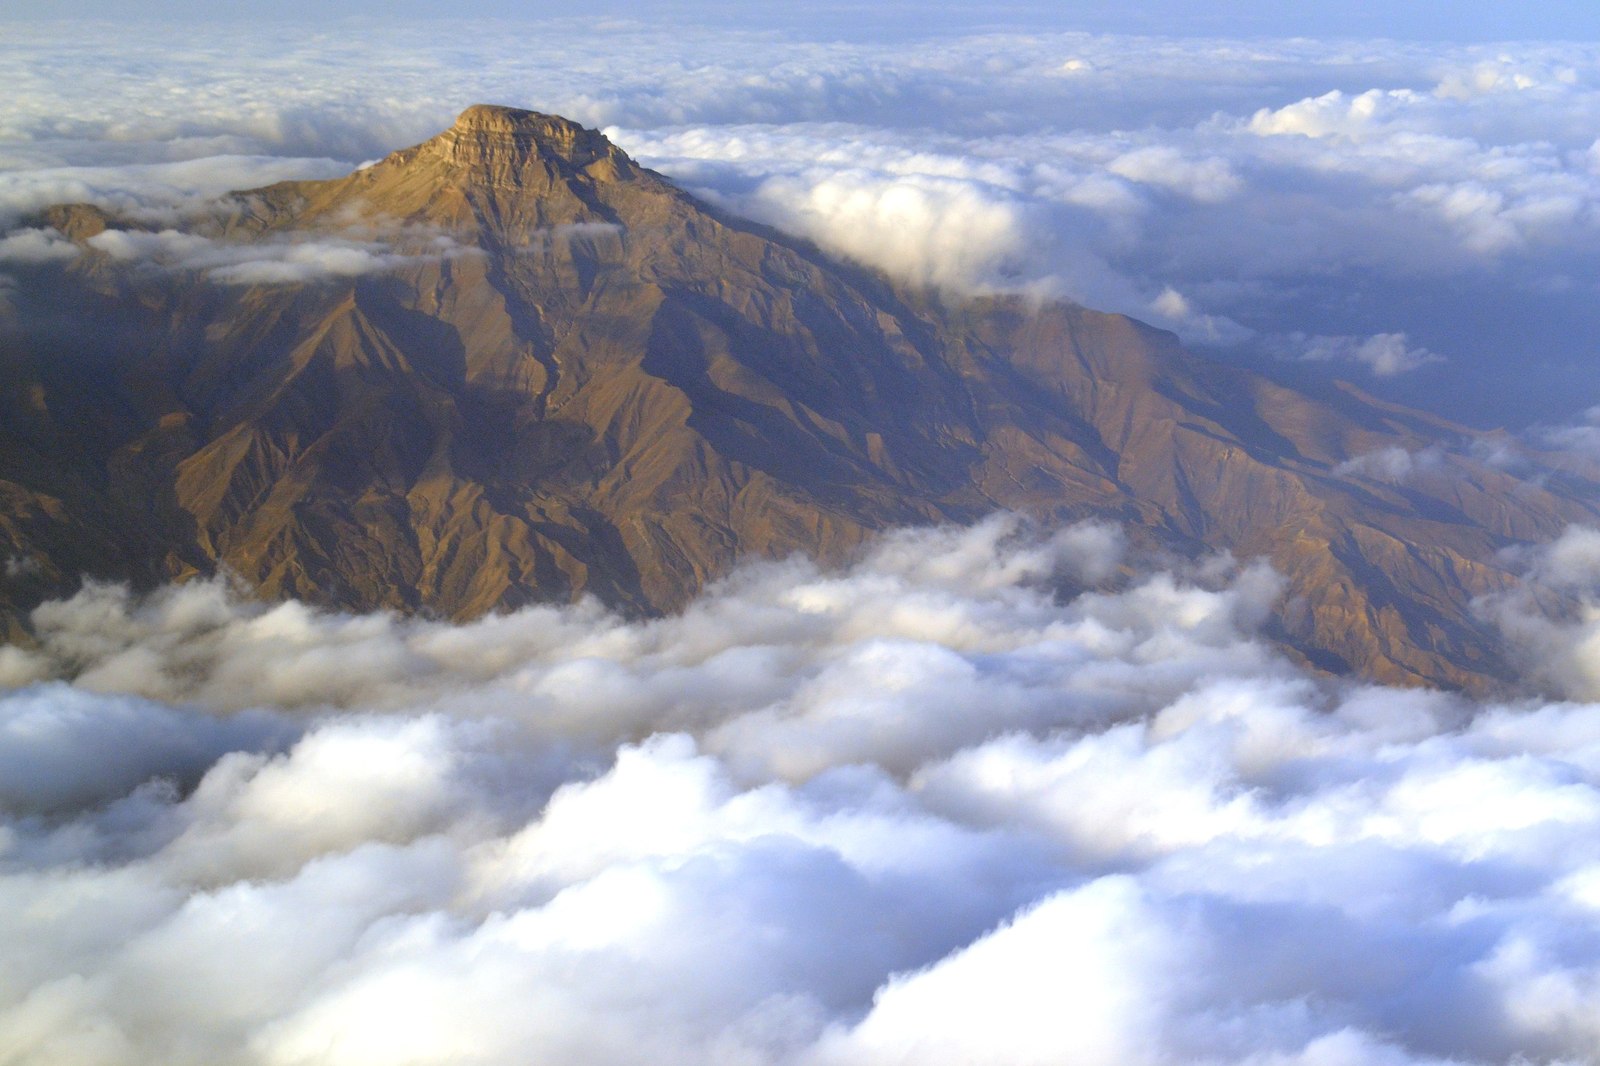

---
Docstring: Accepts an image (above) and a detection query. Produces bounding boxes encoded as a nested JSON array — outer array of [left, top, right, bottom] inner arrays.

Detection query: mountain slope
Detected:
[[3, 104, 1597, 689]]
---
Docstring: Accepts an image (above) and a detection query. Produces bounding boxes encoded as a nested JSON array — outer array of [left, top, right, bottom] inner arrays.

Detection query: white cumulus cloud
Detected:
[[0, 518, 1599, 1063]]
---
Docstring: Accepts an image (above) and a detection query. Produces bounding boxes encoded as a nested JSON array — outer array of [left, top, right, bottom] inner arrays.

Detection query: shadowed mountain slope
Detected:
[[3, 104, 1598, 689]]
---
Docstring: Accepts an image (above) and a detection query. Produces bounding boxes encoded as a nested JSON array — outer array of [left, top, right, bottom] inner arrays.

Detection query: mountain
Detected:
[[2, 104, 1597, 689]]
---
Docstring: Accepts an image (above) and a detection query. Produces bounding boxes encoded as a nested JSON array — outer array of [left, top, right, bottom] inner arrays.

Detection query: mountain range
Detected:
[[3, 103, 1597, 690]]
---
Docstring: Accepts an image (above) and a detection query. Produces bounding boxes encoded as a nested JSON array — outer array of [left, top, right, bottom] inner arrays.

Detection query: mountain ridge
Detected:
[[3, 104, 1598, 690]]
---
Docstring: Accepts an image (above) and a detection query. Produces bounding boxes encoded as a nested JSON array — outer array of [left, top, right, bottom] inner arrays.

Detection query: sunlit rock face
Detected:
[[2, 105, 1599, 689]]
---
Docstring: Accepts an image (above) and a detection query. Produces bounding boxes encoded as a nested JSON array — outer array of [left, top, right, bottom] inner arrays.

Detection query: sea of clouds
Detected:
[[7, 517, 1600, 1064], [5, 19, 1600, 423], [9, 14, 1600, 1065]]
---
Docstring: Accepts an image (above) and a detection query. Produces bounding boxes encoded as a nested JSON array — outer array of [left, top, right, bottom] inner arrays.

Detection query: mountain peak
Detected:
[[450, 103, 588, 140], [428, 104, 635, 182]]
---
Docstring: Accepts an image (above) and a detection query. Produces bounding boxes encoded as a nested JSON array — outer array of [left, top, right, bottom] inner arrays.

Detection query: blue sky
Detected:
[[9, 0, 1600, 40]]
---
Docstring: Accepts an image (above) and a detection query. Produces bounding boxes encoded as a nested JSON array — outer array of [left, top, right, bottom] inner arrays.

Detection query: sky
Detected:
[[10, 6, 1600, 1065], [9, 1, 1600, 41]]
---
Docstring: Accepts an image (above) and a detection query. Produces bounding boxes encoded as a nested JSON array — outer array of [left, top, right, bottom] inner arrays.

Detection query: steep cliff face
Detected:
[[3, 105, 1597, 689]]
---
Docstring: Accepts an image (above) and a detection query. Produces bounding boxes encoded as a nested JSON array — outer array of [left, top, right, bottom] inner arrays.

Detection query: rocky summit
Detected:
[[3, 104, 1598, 689]]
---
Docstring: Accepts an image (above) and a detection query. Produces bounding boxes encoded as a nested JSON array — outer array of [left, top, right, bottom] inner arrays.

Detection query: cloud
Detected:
[[1479, 526, 1600, 700], [1145, 286, 1253, 344], [4, 556, 43, 579], [591, 40, 1600, 418], [620, 123, 1047, 294], [811, 878, 1179, 1066], [3, 517, 1600, 1063], [1247, 89, 1424, 142], [1529, 405, 1600, 461], [1433, 55, 1581, 102], [80, 226, 473, 285], [1284, 332, 1447, 377], [0, 683, 290, 817], [1334, 445, 1447, 482], [1106, 146, 1242, 203], [0, 156, 352, 230], [0, 227, 78, 263], [738, 168, 1034, 294]]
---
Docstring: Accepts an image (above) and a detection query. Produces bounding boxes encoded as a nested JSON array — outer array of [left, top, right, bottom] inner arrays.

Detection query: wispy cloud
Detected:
[[1283, 331, 1447, 377], [0, 156, 351, 229], [0, 226, 78, 263], [83, 226, 475, 285], [1334, 444, 1448, 481]]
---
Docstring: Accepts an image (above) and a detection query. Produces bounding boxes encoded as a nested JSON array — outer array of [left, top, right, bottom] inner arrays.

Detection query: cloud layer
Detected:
[[4, 20, 1600, 423], [5, 518, 1600, 1064], [79, 226, 473, 285]]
